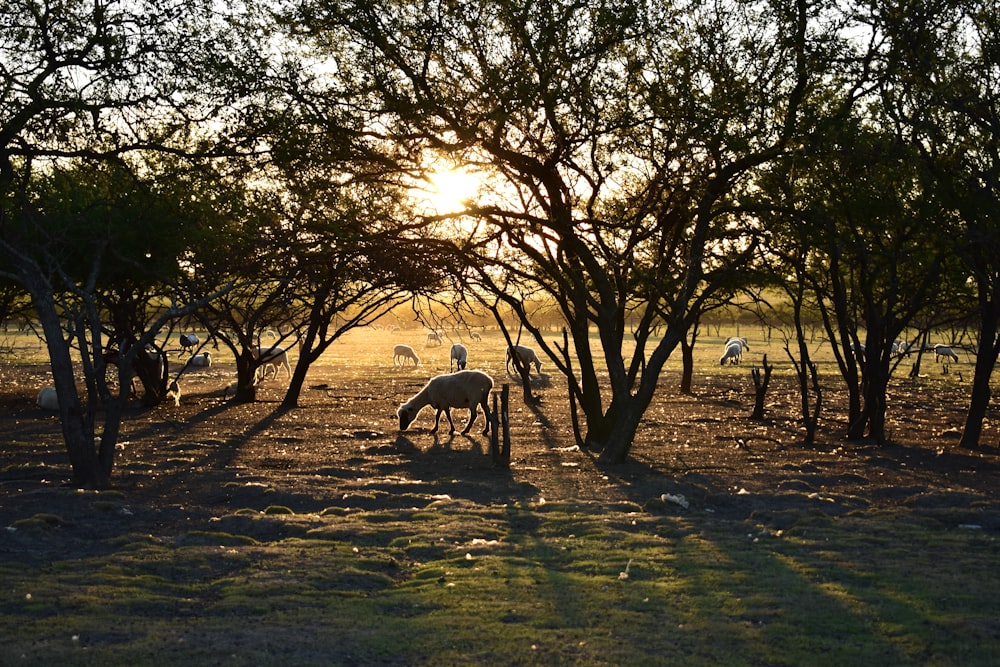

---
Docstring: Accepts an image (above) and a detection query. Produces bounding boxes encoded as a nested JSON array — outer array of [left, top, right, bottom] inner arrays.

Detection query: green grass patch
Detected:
[[2, 500, 998, 665]]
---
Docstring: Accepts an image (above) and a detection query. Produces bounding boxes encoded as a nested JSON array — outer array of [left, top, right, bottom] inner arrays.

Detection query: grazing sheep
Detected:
[[470, 331, 482, 342], [252, 345, 291, 380], [719, 341, 740, 365], [426, 331, 443, 346], [186, 351, 212, 368], [726, 336, 749, 350], [506, 344, 543, 375], [393, 344, 420, 367], [935, 344, 959, 363], [36, 387, 58, 410], [397, 370, 493, 436], [179, 333, 199, 354], [719, 337, 749, 365], [450, 343, 468, 371]]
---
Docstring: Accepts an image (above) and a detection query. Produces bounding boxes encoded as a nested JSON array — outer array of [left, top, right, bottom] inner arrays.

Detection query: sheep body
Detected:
[[726, 336, 750, 350], [470, 331, 482, 342], [186, 351, 212, 368], [426, 331, 442, 346], [506, 345, 542, 374], [179, 333, 199, 355], [37, 387, 58, 410], [934, 344, 959, 362], [450, 343, 468, 371], [720, 337, 749, 365], [252, 345, 291, 380], [397, 370, 493, 435], [393, 344, 420, 366]]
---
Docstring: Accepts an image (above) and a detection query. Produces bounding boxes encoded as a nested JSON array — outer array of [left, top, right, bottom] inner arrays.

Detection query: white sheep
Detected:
[[426, 330, 443, 346], [36, 387, 59, 410], [393, 344, 420, 367], [252, 345, 291, 380], [719, 337, 749, 365], [450, 343, 468, 371], [934, 344, 959, 363], [891, 340, 911, 357], [397, 370, 493, 436], [506, 344, 543, 375], [726, 336, 749, 350], [186, 351, 212, 368]]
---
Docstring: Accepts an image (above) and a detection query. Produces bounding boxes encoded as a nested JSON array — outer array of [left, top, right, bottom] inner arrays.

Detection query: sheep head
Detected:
[[398, 404, 418, 431]]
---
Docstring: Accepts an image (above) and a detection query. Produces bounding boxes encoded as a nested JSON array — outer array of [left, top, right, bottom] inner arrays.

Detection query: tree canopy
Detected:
[[1, 0, 998, 484]]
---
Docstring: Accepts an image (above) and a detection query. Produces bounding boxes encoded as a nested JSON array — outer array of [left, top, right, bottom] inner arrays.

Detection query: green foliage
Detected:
[[21, 162, 191, 288]]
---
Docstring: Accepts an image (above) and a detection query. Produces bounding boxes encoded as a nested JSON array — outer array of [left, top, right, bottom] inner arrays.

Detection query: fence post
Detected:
[[500, 384, 511, 467], [490, 391, 500, 464]]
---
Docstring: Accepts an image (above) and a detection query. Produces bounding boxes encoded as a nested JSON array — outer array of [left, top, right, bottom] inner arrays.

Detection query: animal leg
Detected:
[[480, 399, 491, 436], [461, 406, 478, 435]]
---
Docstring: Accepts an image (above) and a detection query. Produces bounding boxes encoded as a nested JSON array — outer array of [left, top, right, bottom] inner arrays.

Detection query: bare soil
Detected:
[[3, 357, 1000, 562]]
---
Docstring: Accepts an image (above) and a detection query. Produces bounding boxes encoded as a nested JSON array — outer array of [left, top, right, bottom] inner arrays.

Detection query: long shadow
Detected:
[[501, 373, 567, 452], [126, 393, 537, 518]]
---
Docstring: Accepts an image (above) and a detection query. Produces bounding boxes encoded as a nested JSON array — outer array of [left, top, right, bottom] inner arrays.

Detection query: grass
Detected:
[[2, 495, 999, 665]]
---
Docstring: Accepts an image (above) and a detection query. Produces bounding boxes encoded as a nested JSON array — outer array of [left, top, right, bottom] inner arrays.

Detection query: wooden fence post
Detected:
[[490, 391, 500, 464], [500, 384, 511, 467]]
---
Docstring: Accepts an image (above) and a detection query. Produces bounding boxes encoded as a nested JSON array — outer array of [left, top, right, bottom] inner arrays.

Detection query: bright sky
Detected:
[[418, 166, 482, 215]]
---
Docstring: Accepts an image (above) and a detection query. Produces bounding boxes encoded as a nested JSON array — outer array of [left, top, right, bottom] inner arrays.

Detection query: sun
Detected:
[[420, 167, 481, 214]]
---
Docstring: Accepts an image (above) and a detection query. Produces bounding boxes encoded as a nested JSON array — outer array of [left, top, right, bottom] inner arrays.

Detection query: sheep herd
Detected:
[[33, 330, 969, 443], [716, 336, 966, 367], [30, 329, 539, 444]]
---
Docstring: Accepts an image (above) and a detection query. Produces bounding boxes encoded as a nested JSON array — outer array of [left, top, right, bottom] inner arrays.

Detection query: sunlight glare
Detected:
[[421, 167, 481, 214]]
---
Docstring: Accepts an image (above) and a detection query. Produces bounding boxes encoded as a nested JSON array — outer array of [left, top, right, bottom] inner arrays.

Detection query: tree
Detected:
[[0, 0, 264, 486], [291, 0, 818, 462], [786, 121, 957, 444], [0, 161, 226, 486], [875, 0, 1000, 447], [275, 184, 445, 410], [258, 57, 464, 408]]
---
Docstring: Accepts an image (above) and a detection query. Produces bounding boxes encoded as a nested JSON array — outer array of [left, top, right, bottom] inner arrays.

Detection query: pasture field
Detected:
[[1, 326, 999, 665]]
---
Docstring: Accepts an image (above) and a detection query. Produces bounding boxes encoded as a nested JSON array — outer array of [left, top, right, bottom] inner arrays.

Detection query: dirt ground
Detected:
[[3, 352, 1000, 560]]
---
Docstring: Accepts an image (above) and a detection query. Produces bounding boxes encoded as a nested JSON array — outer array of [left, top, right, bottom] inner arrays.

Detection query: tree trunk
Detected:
[[32, 290, 108, 487], [233, 353, 259, 404], [860, 354, 890, 444], [596, 398, 646, 464], [961, 296, 999, 447], [283, 331, 317, 410], [679, 334, 695, 395], [282, 362, 307, 410], [595, 336, 675, 463], [750, 354, 773, 420], [804, 360, 821, 444], [844, 341, 867, 440]]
